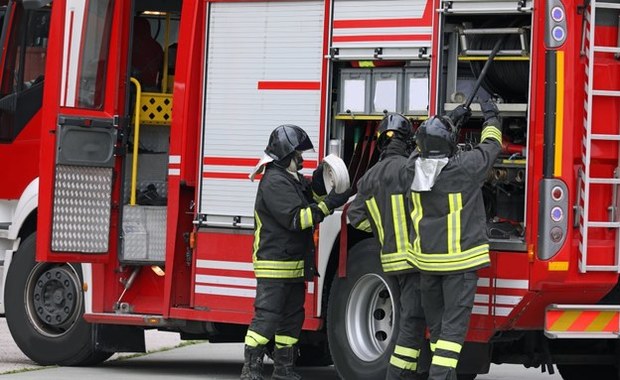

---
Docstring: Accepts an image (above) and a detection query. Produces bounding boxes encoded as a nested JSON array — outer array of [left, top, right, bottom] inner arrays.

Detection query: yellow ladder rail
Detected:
[[129, 77, 142, 206]]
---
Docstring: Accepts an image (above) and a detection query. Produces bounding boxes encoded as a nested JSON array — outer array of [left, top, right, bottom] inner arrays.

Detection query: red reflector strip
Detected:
[[257, 81, 320, 90]]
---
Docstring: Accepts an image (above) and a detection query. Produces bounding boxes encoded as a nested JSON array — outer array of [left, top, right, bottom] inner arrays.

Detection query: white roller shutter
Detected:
[[331, 0, 432, 60], [199, 1, 325, 226]]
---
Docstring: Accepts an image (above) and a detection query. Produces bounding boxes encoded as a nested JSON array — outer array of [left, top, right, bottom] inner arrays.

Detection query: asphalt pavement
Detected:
[[1, 317, 563, 379]]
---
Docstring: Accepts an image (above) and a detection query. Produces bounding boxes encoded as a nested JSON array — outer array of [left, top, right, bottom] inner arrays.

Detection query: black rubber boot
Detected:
[[271, 346, 302, 380], [386, 364, 425, 380], [240, 345, 265, 380]]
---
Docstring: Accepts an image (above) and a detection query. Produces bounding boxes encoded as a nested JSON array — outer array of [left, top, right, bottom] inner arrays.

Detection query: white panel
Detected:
[[200, 1, 325, 219], [61, 0, 86, 107], [332, 0, 431, 49], [201, 178, 259, 218], [334, 0, 427, 19]]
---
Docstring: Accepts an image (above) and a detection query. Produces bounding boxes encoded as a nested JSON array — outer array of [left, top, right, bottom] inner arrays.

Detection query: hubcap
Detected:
[[25, 263, 82, 337], [345, 273, 394, 362]]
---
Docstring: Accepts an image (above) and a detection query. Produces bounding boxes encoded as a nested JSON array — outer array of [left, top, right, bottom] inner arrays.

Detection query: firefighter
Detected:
[[408, 100, 502, 380], [131, 17, 164, 90], [242, 124, 351, 380], [347, 113, 426, 380]]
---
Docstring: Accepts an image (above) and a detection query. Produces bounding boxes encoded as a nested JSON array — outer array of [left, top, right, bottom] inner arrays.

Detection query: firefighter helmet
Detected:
[[264, 124, 314, 161], [416, 116, 458, 158], [376, 113, 413, 150]]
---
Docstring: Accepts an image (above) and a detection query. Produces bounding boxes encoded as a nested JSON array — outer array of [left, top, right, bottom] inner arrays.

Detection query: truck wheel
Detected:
[[327, 239, 400, 379], [557, 364, 618, 380], [4, 233, 112, 366]]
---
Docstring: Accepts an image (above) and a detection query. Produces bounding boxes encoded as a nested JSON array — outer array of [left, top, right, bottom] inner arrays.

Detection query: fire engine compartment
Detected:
[[330, 13, 532, 251]]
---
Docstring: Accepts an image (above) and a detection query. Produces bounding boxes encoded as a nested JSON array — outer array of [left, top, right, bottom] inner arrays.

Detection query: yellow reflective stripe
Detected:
[[394, 345, 420, 359], [254, 258, 304, 278], [415, 253, 490, 272], [554, 50, 564, 177], [366, 198, 385, 244], [355, 219, 373, 232], [254, 260, 304, 270], [414, 244, 489, 262], [254, 269, 304, 278], [313, 191, 326, 203], [436, 340, 462, 354], [430, 342, 436, 352], [253, 211, 262, 260], [245, 330, 269, 347], [382, 252, 408, 262], [381, 251, 414, 272], [391, 194, 410, 255], [383, 262, 415, 272], [390, 355, 417, 370], [318, 201, 330, 215], [432, 355, 458, 368], [275, 335, 298, 348], [358, 61, 375, 68], [410, 193, 423, 254], [481, 126, 502, 144], [300, 207, 313, 230], [447, 193, 462, 254]]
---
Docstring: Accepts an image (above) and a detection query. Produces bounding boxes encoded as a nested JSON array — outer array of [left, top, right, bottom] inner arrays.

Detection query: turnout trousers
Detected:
[[420, 271, 478, 380], [246, 280, 305, 348], [386, 272, 427, 380]]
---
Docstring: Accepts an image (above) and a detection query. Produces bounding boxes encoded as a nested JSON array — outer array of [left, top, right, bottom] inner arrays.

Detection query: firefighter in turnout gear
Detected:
[[347, 113, 426, 380], [242, 125, 351, 380], [407, 100, 502, 380]]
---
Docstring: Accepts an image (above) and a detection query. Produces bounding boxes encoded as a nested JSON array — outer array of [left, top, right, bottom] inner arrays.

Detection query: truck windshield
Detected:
[[0, 2, 49, 142]]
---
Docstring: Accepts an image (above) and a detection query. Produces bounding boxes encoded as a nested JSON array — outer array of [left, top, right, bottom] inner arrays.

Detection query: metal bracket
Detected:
[[574, 168, 583, 228], [616, 15, 620, 60], [609, 168, 620, 222], [457, 26, 530, 56]]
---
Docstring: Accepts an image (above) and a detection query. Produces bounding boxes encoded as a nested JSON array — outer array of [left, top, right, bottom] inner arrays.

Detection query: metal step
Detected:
[[587, 221, 620, 228], [0, 222, 10, 230], [592, 133, 620, 141], [581, 264, 620, 271], [592, 89, 620, 97], [593, 46, 620, 54], [596, 2, 620, 10], [588, 177, 620, 185]]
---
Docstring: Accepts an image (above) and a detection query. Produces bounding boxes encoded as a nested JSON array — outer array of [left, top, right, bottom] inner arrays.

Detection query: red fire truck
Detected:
[[0, 0, 50, 314], [2, 0, 620, 379]]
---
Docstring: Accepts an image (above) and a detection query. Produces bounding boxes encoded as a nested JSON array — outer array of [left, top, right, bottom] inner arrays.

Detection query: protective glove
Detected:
[[447, 104, 471, 125], [311, 163, 327, 196], [323, 187, 352, 212], [480, 100, 499, 122]]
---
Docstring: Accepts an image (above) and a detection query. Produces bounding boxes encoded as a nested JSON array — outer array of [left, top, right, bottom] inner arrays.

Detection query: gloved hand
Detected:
[[311, 163, 327, 196], [323, 187, 352, 212], [447, 104, 471, 125], [480, 100, 499, 122]]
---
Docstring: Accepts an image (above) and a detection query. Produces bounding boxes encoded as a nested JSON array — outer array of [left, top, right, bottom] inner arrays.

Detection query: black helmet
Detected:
[[264, 124, 314, 161], [416, 116, 458, 158], [376, 113, 413, 150]]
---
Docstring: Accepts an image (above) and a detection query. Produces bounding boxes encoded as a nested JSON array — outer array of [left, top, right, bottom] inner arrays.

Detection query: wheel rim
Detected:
[[345, 273, 394, 362], [24, 263, 83, 337]]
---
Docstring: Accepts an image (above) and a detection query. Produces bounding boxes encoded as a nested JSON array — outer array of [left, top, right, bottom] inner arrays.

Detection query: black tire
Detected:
[[4, 233, 112, 366], [458, 374, 477, 380], [557, 364, 618, 380], [327, 238, 401, 380], [297, 342, 333, 367]]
